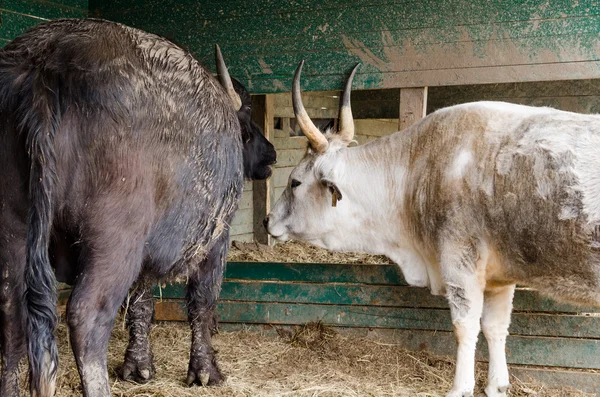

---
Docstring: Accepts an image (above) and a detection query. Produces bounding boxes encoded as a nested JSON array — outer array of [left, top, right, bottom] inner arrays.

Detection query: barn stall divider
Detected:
[[115, 261, 600, 394]]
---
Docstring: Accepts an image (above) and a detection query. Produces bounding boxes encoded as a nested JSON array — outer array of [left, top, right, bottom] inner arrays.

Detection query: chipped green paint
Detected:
[[0, 0, 88, 45], [92, 0, 600, 93], [154, 280, 597, 314], [157, 300, 600, 339]]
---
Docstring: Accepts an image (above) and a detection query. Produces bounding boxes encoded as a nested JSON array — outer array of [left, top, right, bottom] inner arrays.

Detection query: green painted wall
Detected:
[[3, 1, 599, 94], [0, 0, 87, 46], [90, 0, 600, 93]]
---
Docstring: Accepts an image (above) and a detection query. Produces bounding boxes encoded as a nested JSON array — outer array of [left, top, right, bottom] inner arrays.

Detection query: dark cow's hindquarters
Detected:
[[0, 229, 27, 397]]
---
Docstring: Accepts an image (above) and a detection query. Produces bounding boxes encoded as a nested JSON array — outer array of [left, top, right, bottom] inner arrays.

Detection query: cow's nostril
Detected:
[[263, 216, 269, 230]]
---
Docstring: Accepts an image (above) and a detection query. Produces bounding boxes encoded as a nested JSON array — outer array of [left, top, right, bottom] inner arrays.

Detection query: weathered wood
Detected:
[[154, 280, 597, 314], [273, 149, 305, 168], [251, 94, 274, 244], [95, 0, 600, 93], [172, 300, 600, 337], [428, 79, 600, 114], [272, 166, 295, 188], [238, 190, 253, 210], [229, 222, 253, 236], [230, 208, 252, 227], [510, 367, 600, 394], [399, 87, 428, 130], [225, 262, 408, 285], [153, 300, 600, 368], [273, 137, 307, 150], [354, 119, 399, 137], [229, 233, 254, 243], [359, 328, 600, 369]]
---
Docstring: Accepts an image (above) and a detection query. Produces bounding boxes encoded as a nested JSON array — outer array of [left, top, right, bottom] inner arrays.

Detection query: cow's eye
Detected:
[[291, 179, 302, 188]]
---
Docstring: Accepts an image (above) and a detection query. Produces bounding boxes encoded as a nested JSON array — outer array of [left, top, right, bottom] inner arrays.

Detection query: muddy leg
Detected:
[[67, 225, 145, 397], [441, 239, 485, 397], [121, 283, 155, 382], [0, 228, 26, 397], [186, 233, 228, 386]]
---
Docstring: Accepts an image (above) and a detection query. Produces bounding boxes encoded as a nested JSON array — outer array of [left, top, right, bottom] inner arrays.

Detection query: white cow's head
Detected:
[[265, 62, 376, 251]]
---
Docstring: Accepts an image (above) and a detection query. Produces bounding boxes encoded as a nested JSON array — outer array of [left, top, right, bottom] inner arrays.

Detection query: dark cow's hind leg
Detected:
[[186, 233, 228, 386], [121, 283, 155, 383], [67, 217, 147, 397], [0, 228, 26, 397]]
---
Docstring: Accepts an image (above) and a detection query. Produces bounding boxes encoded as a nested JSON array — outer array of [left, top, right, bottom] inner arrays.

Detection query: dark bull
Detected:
[[0, 18, 275, 397]]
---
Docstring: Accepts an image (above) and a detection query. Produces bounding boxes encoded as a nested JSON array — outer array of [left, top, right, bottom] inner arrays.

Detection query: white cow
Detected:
[[265, 61, 600, 397]]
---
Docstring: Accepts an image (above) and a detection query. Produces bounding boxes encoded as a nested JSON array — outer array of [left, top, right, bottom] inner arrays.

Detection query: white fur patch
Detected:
[[447, 150, 474, 180]]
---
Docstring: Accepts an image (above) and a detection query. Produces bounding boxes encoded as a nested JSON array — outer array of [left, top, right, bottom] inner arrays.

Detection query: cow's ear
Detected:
[[321, 179, 342, 207]]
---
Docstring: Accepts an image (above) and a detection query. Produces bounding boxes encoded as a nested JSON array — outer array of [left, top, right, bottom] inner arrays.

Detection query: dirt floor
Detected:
[[34, 316, 592, 397]]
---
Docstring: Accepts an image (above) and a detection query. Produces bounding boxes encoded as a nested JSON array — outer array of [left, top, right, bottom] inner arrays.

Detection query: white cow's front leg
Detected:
[[440, 240, 486, 397], [482, 284, 515, 397]]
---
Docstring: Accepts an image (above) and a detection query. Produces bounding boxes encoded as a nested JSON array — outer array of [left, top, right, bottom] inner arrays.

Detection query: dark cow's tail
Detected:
[[20, 69, 61, 397]]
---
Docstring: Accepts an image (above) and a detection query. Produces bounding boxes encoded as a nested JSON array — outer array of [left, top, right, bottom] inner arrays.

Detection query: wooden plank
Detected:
[[251, 94, 274, 245], [225, 262, 407, 285], [354, 119, 399, 137], [274, 128, 289, 139], [275, 106, 339, 119], [238, 190, 253, 210], [229, 233, 254, 243], [100, 0, 600, 26], [273, 187, 285, 202], [230, 208, 252, 227], [3, 0, 87, 19], [273, 137, 307, 150], [154, 300, 600, 368], [153, 296, 600, 338], [154, 281, 597, 314], [427, 79, 600, 114], [105, 1, 600, 50], [399, 87, 428, 130], [97, 0, 600, 92], [510, 367, 600, 394], [272, 166, 295, 188], [358, 328, 600, 369], [229, 222, 253, 236], [274, 149, 305, 168]]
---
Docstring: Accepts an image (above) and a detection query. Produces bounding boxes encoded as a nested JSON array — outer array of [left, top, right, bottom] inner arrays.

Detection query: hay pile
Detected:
[[36, 316, 591, 397], [228, 240, 390, 264]]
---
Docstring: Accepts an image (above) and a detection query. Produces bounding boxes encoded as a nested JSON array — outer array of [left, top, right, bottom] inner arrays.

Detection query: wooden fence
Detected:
[[151, 261, 600, 393]]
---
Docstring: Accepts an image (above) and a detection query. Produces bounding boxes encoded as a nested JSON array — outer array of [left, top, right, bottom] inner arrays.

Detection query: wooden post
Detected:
[[399, 87, 428, 131], [251, 94, 274, 245]]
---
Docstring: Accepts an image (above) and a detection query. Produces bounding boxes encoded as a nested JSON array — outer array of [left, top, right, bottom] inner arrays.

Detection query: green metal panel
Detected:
[[92, 0, 600, 93]]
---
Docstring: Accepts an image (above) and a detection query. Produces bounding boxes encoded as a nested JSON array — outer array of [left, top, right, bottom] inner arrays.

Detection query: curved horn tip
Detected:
[[292, 60, 328, 153]]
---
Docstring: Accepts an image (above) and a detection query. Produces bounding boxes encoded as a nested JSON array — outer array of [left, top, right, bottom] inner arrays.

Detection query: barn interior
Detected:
[[1, 0, 600, 395]]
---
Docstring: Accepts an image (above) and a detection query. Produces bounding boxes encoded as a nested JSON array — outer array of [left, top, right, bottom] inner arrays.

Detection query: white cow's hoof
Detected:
[[446, 389, 474, 397], [485, 384, 509, 397]]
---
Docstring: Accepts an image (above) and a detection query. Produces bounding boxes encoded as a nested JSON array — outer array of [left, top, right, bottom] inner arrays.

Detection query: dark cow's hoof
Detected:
[[186, 358, 223, 386], [120, 357, 155, 383]]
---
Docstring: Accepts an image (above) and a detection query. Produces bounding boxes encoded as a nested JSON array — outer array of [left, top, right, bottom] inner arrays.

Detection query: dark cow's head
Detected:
[[216, 46, 276, 180]]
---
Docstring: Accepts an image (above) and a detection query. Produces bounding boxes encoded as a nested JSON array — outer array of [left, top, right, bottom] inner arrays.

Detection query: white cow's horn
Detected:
[[338, 64, 360, 142], [215, 44, 242, 111], [292, 61, 329, 153]]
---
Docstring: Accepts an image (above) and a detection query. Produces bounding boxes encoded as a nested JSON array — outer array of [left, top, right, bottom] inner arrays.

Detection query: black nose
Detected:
[[263, 216, 269, 230]]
